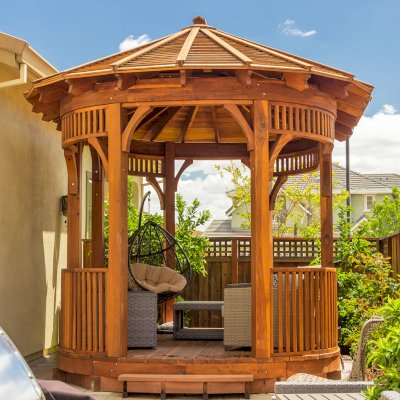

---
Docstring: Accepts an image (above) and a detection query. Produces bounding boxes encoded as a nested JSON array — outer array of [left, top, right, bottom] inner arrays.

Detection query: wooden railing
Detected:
[[60, 268, 106, 354], [272, 267, 337, 355]]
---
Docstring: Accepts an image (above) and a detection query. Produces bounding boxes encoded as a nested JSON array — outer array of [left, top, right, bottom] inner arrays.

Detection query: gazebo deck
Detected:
[[124, 335, 251, 363]]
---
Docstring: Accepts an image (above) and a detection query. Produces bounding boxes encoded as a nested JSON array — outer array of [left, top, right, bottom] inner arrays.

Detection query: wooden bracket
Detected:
[[269, 134, 293, 176], [241, 158, 250, 169], [88, 137, 109, 180], [116, 73, 137, 91], [64, 148, 79, 194], [146, 176, 165, 210], [89, 146, 103, 181], [121, 105, 153, 152], [66, 78, 96, 96], [269, 175, 288, 210], [212, 107, 220, 143], [223, 104, 254, 150], [236, 70, 253, 87], [174, 159, 193, 191], [283, 73, 310, 91]]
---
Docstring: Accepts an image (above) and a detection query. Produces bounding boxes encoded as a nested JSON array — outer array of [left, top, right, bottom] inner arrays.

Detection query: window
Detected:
[[364, 195, 375, 212]]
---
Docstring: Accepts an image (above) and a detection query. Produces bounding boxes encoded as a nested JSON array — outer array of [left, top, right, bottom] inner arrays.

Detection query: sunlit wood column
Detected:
[[251, 99, 272, 359], [106, 103, 128, 357], [320, 144, 334, 268], [89, 147, 104, 268], [64, 146, 82, 269], [163, 142, 176, 322]]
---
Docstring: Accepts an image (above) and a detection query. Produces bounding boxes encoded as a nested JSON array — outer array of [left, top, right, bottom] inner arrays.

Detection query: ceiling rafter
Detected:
[[179, 106, 198, 143], [143, 107, 180, 141]]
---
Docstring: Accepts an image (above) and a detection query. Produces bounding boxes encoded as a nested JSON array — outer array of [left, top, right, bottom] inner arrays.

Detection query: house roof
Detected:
[[203, 219, 250, 238], [0, 31, 57, 79]]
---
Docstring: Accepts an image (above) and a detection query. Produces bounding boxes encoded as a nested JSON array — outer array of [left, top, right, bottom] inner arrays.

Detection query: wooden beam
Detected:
[[283, 73, 310, 91], [336, 110, 358, 128], [179, 106, 198, 143], [106, 104, 128, 357], [89, 146, 104, 268], [269, 176, 288, 210], [212, 107, 220, 143], [129, 78, 182, 89], [143, 107, 180, 141], [121, 105, 153, 152], [116, 74, 137, 90], [174, 159, 193, 191], [131, 140, 249, 160], [163, 142, 176, 322], [320, 144, 333, 269], [64, 147, 81, 269], [335, 121, 353, 138], [88, 137, 109, 180], [146, 176, 165, 210], [66, 78, 96, 96], [223, 104, 254, 150], [177, 27, 200, 65], [251, 99, 272, 359], [312, 76, 349, 99], [236, 70, 253, 87], [201, 28, 253, 65]]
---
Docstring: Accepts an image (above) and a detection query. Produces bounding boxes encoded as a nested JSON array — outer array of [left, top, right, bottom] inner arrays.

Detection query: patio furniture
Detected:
[[39, 380, 96, 400], [128, 291, 157, 348], [128, 192, 192, 304], [173, 301, 224, 340], [223, 284, 251, 348]]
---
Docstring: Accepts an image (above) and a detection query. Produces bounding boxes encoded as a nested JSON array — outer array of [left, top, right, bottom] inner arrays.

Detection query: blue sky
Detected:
[[2, 0, 400, 222], [1, 0, 399, 114]]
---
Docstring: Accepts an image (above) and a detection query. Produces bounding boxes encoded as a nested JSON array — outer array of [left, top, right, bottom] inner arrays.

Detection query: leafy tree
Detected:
[[361, 187, 400, 237], [175, 194, 211, 277], [217, 161, 348, 236]]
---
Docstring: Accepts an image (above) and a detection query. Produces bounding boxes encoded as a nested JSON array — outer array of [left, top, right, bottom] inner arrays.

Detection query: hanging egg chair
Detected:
[[128, 191, 192, 304]]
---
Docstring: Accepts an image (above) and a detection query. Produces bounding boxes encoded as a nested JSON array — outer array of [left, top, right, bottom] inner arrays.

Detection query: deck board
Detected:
[[125, 334, 251, 363]]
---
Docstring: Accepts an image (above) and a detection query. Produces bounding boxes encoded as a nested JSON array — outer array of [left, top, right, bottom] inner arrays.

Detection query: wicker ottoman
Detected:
[[223, 284, 251, 348], [128, 291, 157, 348]]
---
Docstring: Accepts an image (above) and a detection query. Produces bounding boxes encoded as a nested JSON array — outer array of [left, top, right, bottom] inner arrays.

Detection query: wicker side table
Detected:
[[128, 291, 157, 348]]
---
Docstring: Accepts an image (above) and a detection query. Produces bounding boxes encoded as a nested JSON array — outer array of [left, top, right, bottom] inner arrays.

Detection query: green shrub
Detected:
[[365, 298, 400, 400]]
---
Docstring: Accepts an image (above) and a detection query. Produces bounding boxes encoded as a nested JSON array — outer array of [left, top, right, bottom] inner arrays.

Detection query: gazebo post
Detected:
[[163, 141, 176, 322], [64, 146, 82, 269], [251, 100, 272, 359], [106, 103, 128, 357], [89, 147, 104, 267], [320, 144, 334, 268]]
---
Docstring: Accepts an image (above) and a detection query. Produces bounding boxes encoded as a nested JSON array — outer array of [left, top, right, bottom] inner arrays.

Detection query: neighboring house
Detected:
[[0, 32, 67, 359], [204, 164, 400, 237]]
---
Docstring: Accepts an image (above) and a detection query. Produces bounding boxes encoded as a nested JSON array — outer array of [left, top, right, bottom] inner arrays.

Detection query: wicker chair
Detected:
[[273, 316, 384, 396]]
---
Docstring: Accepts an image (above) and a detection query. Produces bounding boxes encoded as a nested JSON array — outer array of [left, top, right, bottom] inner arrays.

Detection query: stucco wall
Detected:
[[0, 82, 67, 357]]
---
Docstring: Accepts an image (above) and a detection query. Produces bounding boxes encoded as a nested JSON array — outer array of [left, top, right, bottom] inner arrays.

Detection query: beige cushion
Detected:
[[129, 263, 187, 294]]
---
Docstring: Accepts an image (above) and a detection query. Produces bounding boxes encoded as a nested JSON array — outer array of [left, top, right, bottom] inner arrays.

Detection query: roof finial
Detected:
[[193, 16, 207, 25]]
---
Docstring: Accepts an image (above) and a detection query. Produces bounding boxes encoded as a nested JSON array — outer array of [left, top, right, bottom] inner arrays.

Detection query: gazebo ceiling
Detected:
[[26, 16, 373, 142]]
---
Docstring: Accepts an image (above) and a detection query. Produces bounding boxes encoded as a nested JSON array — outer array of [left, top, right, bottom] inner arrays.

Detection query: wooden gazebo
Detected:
[[26, 17, 373, 394]]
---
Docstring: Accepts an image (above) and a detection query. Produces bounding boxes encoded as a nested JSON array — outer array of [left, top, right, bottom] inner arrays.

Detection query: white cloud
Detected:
[[119, 34, 150, 51], [333, 105, 400, 174], [279, 19, 317, 37]]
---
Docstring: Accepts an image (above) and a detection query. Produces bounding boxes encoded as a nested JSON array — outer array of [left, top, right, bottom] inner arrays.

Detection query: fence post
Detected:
[[231, 239, 239, 284]]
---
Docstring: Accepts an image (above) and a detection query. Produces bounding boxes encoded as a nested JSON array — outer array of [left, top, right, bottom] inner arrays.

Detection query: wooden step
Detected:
[[118, 373, 254, 399]]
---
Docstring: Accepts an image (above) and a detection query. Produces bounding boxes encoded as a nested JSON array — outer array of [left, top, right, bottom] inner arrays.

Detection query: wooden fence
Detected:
[[60, 268, 106, 354], [380, 231, 400, 277]]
